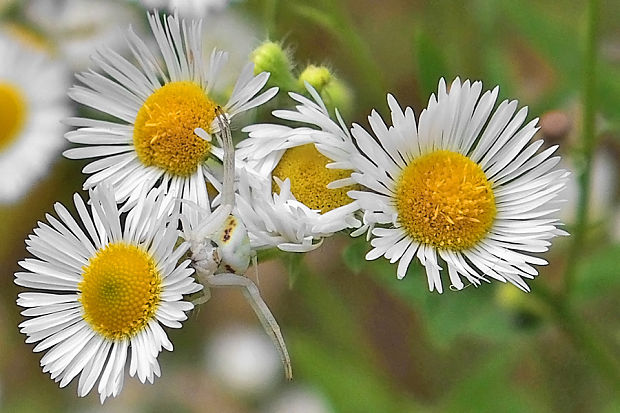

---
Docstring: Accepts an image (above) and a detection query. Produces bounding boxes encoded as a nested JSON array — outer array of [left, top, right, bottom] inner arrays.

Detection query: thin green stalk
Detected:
[[564, 0, 600, 295], [537, 0, 620, 396], [326, 1, 387, 101], [532, 285, 620, 392], [291, 3, 387, 108], [263, 0, 278, 39]]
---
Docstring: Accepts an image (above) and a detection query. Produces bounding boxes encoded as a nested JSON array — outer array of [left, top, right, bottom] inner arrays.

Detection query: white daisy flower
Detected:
[[0, 33, 69, 203], [205, 326, 282, 397], [349, 78, 568, 293], [64, 12, 277, 206], [24, 0, 141, 71], [234, 168, 323, 252], [15, 185, 201, 403], [140, 0, 229, 18], [237, 85, 361, 251]]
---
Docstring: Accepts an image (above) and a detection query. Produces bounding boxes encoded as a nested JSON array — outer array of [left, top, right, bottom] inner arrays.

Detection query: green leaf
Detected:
[[413, 29, 450, 99], [287, 257, 424, 412], [289, 1, 387, 107], [441, 352, 547, 413], [372, 259, 516, 347], [574, 243, 620, 303], [341, 236, 367, 274], [500, 1, 620, 126], [292, 256, 372, 358], [290, 331, 421, 413]]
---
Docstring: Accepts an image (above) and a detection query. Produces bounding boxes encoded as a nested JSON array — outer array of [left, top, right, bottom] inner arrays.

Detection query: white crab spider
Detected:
[[184, 108, 292, 380]]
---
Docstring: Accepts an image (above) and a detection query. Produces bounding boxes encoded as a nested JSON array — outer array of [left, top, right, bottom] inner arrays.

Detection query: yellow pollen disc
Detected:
[[79, 242, 162, 340], [134, 81, 217, 176], [272, 144, 359, 213], [395, 150, 496, 250], [0, 82, 27, 152]]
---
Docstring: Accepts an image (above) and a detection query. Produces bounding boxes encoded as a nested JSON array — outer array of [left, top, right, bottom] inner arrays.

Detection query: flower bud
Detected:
[[540, 110, 572, 146], [299, 65, 353, 117], [495, 283, 549, 327], [298, 64, 331, 92], [251, 41, 297, 91]]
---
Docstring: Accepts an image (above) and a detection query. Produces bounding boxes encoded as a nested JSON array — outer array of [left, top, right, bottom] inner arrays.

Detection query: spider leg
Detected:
[[191, 106, 235, 241], [191, 285, 212, 306], [252, 253, 259, 287], [192, 107, 235, 241], [193, 203, 232, 241], [205, 272, 293, 380], [215, 107, 235, 208]]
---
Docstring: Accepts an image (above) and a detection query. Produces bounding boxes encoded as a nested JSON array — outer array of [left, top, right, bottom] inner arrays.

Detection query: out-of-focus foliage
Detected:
[[1, 0, 619, 412]]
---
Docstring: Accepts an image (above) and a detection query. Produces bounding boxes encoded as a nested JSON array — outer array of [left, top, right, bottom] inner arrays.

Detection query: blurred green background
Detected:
[[1, 0, 619, 412]]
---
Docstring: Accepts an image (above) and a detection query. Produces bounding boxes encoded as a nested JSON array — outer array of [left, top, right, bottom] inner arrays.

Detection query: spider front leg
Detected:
[[191, 282, 212, 306], [204, 272, 293, 380], [191, 107, 291, 378]]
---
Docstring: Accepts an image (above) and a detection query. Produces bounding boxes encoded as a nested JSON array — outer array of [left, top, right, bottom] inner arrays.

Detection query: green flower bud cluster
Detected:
[[251, 41, 353, 116]]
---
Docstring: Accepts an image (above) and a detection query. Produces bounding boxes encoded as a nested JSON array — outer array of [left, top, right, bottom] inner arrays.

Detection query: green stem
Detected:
[[563, 0, 600, 295], [539, 0, 619, 395], [263, 0, 278, 39], [532, 285, 620, 392], [291, 3, 387, 108]]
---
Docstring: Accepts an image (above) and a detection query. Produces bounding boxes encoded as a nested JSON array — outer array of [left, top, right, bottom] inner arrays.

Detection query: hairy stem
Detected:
[[263, 0, 278, 39], [563, 0, 600, 295], [291, 2, 387, 108]]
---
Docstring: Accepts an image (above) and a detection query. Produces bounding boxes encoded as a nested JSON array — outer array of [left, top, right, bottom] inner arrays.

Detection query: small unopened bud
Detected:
[[251, 41, 297, 91], [298, 65, 331, 92], [299, 65, 353, 117], [495, 283, 549, 326], [540, 110, 572, 145]]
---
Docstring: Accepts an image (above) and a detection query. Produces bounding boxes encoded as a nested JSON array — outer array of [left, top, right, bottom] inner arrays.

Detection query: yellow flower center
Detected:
[[394, 150, 496, 250], [79, 242, 162, 340], [0, 82, 27, 152], [272, 144, 358, 213], [133, 81, 217, 177]]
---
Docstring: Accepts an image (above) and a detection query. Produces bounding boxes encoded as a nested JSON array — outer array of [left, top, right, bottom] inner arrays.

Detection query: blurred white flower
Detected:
[[205, 325, 281, 398], [140, 0, 229, 18], [200, 7, 260, 91], [0, 33, 69, 203], [263, 386, 333, 413], [25, 0, 141, 70]]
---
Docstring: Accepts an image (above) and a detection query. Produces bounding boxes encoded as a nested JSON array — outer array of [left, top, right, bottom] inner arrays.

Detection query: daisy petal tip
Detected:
[[194, 127, 211, 141]]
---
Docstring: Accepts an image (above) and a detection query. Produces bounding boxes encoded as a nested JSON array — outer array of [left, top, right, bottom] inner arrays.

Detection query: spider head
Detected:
[[190, 237, 221, 276]]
